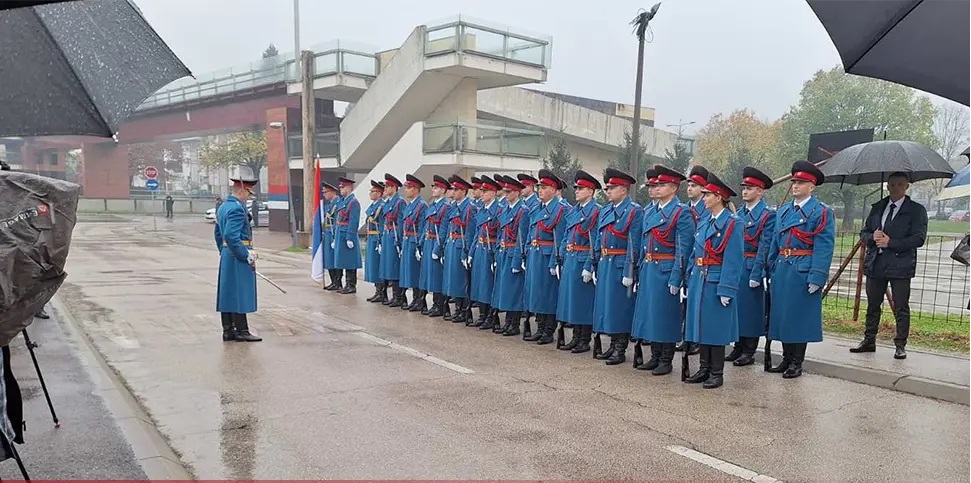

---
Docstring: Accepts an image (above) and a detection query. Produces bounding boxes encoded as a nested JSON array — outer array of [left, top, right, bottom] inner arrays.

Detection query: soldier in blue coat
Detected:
[[592, 168, 643, 365], [556, 170, 602, 353], [677, 165, 710, 355], [684, 172, 744, 389], [379, 173, 407, 307], [493, 175, 529, 336], [523, 169, 570, 345], [470, 176, 483, 209], [632, 165, 695, 375], [443, 175, 477, 323], [321, 183, 342, 291], [365, 181, 387, 303], [766, 160, 836, 379], [334, 177, 363, 294], [727, 167, 776, 366], [399, 174, 427, 311], [215, 167, 262, 342], [420, 175, 451, 317], [516, 173, 541, 330], [486, 175, 511, 331], [467, 175, 502, 328]]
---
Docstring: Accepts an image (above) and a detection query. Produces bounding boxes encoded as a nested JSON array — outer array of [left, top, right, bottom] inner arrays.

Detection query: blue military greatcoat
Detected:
[[399, 196, 427, 289], [556, 200, 601, 326], [767, 196, 835, 343], [442, 197, 477, 298], [494, 199, 527, 311], [684, 208, 744, 346], [468, 200, 500, 304], [334, 194, 362, 270], [524, 200, 569, 315], [378, 193, 406, 281], [322, 198, 338, 270], [687, 199, 709, 225], [633, 199, 695, 343], [364, 198, 384, 283], [419, 197, 449, 293], [215, 196, 257, 313], [592, 197, 643, 335], [736, 200, 776, 338]]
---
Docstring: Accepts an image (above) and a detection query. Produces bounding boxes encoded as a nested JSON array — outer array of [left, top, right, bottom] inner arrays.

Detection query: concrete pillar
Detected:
[[424, 77, 478, 153], [81, 142, 130, 198], [265, 106, 291, 233], [300, 50, 316, 247]]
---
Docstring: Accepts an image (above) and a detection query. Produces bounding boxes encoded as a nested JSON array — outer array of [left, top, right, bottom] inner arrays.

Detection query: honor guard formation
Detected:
[[286, 160, 836, 389]]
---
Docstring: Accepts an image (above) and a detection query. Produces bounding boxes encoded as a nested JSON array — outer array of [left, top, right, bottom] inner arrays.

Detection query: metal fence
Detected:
[[822, 233, 969, 339]]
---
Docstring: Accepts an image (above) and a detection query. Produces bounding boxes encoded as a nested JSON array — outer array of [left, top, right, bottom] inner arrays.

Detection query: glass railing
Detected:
[[422, 122, 546, 158], [287, 131, 340, 159], [424, 16, 552, 68]]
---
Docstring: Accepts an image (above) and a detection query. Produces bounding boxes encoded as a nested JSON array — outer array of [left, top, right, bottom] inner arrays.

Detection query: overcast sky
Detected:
[[133, 0, 947, 135]]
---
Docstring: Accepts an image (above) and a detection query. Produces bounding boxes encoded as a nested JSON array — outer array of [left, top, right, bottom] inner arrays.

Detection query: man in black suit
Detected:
[[851, 172, 928, 359]]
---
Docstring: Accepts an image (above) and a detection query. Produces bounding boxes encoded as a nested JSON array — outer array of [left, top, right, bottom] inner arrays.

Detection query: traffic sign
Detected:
[[144, 166, 159, 179], [145, 179, 159, 191]]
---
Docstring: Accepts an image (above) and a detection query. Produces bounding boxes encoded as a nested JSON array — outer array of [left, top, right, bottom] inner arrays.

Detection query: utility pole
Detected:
[[300, 50, 315, 246], [292, 0, 300, 57], [628, 3, 661, 180]]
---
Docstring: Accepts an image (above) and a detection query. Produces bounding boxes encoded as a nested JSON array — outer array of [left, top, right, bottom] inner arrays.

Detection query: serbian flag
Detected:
[[310, 161, 325, 282]]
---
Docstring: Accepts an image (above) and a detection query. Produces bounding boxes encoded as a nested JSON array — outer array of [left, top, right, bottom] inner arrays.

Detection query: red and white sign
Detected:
[[143, 166, 159, 179]]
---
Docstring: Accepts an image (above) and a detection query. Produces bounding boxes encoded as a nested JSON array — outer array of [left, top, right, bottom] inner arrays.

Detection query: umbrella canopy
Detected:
[[820, 140, 955, 185], [0, 1, 79, 10], [0, 0, 191, 138], [936, 164, 969, 201], [807, 0, 970, 106]]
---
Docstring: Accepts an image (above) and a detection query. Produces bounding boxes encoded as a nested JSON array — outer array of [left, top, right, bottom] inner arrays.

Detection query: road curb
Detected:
[[755, 350, 969, 406], [48, 296, 194, 480]]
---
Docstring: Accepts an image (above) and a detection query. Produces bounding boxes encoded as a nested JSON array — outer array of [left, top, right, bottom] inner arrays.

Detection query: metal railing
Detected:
[[424, 16, 552, 68], [422, 121, 546, 158], [287, 131, 340, 159]]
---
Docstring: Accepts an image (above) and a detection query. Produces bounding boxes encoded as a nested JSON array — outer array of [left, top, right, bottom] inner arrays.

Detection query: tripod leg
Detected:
[[21, 331, 59, 428]]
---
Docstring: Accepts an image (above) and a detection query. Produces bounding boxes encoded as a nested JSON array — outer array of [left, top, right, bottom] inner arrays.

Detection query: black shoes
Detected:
[[894, 346, 907, 359], [34, 308, 50, 319], [849, 339, 877, 353]]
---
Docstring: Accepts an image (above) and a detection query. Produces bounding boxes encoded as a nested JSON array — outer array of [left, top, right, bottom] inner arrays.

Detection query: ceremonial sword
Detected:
[[255, 270, 287, 294]]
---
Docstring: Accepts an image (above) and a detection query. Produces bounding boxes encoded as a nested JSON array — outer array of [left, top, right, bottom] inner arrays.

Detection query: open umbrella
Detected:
[[807, 0, 969, 106], [0, 0, 192, 137], [936, 164, 969, 201], [0, 1, 79, 10], [820, 140, 956, 186]]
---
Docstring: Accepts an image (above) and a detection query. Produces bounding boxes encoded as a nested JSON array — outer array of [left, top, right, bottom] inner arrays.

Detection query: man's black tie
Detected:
[[882, 203, 895, 230]]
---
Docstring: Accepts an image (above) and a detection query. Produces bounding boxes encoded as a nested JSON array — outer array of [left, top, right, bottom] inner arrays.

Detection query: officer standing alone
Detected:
[[215, 166, 262, 342]]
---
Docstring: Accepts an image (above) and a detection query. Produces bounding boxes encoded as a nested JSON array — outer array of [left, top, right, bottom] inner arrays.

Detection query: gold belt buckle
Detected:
[[645, 253, 652, 262], [695, 257, 703, 267], [782, 248, 791, 257], [531, 240, 538, 246]]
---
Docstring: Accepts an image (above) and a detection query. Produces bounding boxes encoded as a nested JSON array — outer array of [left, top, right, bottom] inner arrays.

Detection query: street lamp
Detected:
[[268, 121, 299, 247]]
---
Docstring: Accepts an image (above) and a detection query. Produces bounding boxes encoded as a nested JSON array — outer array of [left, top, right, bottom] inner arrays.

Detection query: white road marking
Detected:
[[355, 332, 475, 374], [666, 445, 783, 483]]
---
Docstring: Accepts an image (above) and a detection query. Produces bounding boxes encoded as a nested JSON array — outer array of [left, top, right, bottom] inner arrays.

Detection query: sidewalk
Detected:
[[146, 215, 971, 406]]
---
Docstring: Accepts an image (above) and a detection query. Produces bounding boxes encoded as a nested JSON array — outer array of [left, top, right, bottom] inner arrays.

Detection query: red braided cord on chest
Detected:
[[703, 218, 736, 263], [606, 208, 637, 240], [571, 207, 600, 245], [404, 204, 422, 230], [339, 199, 357, 221], [533, 205, 564, 241], [452, 205, 472, 230], [785, 206, 828, 247], [505, 209, 525, 241], [383, 199, 402, 229], [744, 211, 771, 248], [650, 207, 683, 249]]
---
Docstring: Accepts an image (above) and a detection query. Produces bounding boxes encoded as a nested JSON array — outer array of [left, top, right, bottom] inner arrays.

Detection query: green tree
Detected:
[[661, 138, 694, 199], [262, 43, 279, 59], [200, 131, 268, 226], [607, 130, 655, 205], [695, 109, 784, 202], [543, 138, 582, 203], [779, 66, 937, 231]]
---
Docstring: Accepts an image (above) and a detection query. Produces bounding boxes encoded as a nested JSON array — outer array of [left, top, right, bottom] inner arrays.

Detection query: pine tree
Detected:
[[543, 138, 582, 204], [662, 139, 693, 199], [262, 44, 279, 59]]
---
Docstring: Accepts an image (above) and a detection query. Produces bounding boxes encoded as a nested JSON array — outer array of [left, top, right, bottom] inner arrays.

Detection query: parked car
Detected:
[[949, 210, 970, 222], [205, 200, 268, 226]]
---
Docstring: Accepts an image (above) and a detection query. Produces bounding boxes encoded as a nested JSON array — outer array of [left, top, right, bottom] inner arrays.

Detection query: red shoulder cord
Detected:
[[650, 207, 683, 249], [505, 208, 525, 241], [606, 207, 637, 240], [533, 205, 565, 240], [453, 205, 472, 230], [704, 218, 737, 264], [744, 211, 771, 249], [571, 206, 600, 245], [786, 206, 828, 248], [404, 204, 422, 230]]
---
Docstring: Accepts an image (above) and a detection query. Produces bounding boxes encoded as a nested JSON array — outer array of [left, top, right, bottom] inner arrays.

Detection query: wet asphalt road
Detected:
[[55, 218, 971, 481], [0, 311, 145, 480]]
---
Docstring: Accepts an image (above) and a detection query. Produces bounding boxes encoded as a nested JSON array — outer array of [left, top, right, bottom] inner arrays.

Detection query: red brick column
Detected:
[[265, 107, 292, 233], [81, 142, 130, 199]]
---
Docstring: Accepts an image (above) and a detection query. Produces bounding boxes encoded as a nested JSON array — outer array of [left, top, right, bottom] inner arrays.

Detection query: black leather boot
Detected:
[[232, 313, 262, 342], [327, 269, 343, 291], [767, 343, 791, 374], [524, 314, 544, 342], [554, 320, 566, 348], [605, 334, 628, 365], [221, 312, 236, 341], [470, 303, 488, 327], [479, 306, 498, 331], [324, 270, 337, 290], [388, 282, 404, 307], [537, 315, 556, 345], [594, 333, 614, 360], [686, 342, 700, 355], [632, 340, 644, 368], [452, 299, 469, 323], [521, 314, 533, 340], [382, 281, 395, 305], [783, 343, 806, 379], [428, 293, 444, 317], [418, 291, 430, 314], [733, 337, 757, 366], [403, 289, 418, 311], [652, 343, 676, 376], [559, 324, 582, 351], [443, 298, 453, 320], [703, 344, 725, 388], [338, 270, 357, 294], [637, 342, 662, 371], [490, 309, 503, 333], [571, 326, 592, 354], [502, 311, 521, 336], [725, 341, 744, 362], [366, 282, 382, 302], [684, 344, 710, 383]]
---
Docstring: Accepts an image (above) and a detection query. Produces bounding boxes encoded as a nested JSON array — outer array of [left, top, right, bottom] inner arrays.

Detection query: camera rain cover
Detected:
[[0, 171, 79, 346]]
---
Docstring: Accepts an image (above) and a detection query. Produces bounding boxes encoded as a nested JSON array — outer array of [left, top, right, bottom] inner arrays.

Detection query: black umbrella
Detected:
[[820, 140, 956, 185], [0, 0, 191, 137], [0, 1, 79, 10], [807, 0, 970, 106]]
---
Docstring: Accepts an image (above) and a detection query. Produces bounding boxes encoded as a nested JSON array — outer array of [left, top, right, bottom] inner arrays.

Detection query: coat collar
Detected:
[[704, 208, 732, 241]]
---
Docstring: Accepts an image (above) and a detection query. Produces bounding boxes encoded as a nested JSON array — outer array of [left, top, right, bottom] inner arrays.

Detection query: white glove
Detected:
[[749, 280, 760, 288], [720, 296, 731, 307], [491, 262, 496, 273], [462, 259, 469, 270], [346, 240, 354, 249], [247, 252, 257, 265], [416, 249, 421, 262], [377, 244, 382, 255], [512, 267, 522, 274], [592, 272, 598, 285], [622, 277, 633, 288], [550, 266, 559, 279], [669, 285, 678, 296], [330, 241, 335, 249], [466, 256, 473, 267], [431, 252, 440, 260], [808, 283, 820, 294], [581, 269, 593, 283]]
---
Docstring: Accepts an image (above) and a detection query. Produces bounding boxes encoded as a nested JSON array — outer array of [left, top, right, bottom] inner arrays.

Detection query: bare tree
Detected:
[[923, 104, 971, 214]]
